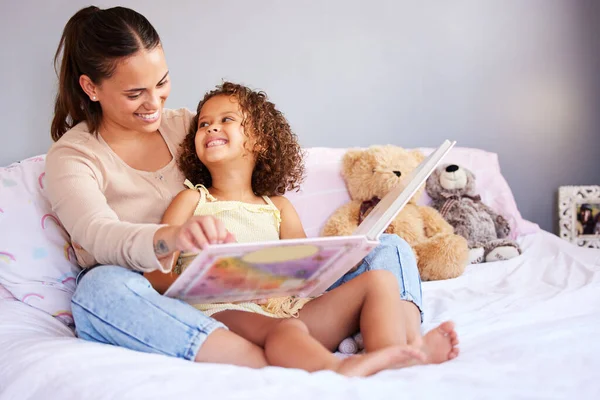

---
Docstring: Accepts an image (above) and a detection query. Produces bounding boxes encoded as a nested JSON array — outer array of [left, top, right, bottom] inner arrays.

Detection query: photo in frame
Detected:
[[558, 185, 600, 248]]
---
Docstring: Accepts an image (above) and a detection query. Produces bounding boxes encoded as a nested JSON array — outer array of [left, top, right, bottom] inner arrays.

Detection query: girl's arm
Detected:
[[144, 189, 199, 294], [272, 196, 307, 239]]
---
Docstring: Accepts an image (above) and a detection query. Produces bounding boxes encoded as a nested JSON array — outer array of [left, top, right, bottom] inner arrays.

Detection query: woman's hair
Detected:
[[51, 6, 161, 141], [179, 82, 305, 196]]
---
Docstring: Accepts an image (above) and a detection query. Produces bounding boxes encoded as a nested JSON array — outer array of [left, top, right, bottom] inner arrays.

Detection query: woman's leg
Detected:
[[71, 265, 267, 367]]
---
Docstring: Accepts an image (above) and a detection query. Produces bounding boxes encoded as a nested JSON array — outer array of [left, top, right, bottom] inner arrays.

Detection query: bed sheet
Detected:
[[1, 231, 599, 400]]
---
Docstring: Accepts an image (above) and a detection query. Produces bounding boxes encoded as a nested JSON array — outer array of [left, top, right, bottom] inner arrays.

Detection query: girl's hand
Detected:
[[174, 215, 236, 252]]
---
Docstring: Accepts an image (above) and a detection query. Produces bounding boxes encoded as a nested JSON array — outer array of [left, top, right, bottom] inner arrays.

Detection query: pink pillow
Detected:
[[286, 146, 539, 239], [0, 146, 537, 327], [286, 148, 350, 237]]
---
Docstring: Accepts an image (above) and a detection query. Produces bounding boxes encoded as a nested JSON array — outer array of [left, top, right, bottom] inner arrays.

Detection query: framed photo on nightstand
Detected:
[[558, 185, 600, 248]]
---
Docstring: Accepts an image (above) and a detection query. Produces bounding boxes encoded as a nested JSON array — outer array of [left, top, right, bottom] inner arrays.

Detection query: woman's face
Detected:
[[87, 46, 170, 134]]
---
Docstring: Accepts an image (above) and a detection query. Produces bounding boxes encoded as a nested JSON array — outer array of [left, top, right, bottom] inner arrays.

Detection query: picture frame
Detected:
[[558, 185, 600, 248]]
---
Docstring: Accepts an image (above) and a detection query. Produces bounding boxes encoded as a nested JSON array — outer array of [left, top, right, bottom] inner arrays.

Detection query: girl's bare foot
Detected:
[[333, 346, 426, 377], [419, 320, 460, 364]]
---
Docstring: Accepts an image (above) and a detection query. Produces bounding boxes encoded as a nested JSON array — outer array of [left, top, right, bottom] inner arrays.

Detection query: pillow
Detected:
[[0, 146, 538, 328], [286, 146, 539, 239], [0, 155, 79, 327], [286, 148, 351, 237]]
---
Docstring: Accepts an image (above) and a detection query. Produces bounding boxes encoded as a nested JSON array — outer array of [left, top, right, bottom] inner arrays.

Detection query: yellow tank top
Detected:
[[187, 180, 281, 243], [177, 180, 310, 318]]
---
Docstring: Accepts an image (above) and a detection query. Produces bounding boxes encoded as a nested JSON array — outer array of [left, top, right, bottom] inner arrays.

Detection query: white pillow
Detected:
[[0, 155, 79, 327]]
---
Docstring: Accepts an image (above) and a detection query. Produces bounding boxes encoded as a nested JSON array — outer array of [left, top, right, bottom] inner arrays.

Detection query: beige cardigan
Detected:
[[44, 108, 193, 272]]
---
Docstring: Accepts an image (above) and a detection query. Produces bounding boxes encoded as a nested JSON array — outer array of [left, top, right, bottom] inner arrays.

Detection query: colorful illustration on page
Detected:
[[184, 244, 343, 300]]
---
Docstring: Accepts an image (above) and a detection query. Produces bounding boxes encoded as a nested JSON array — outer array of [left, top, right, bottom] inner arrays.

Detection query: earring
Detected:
[[92, 96, 97, 101]]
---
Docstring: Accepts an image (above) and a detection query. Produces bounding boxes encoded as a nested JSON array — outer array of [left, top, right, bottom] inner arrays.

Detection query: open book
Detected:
[[164, 140, 456, 304]]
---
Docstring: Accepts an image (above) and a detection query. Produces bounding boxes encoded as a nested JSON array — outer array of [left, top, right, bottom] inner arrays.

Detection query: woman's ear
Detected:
[[79, 75, 98, 101]]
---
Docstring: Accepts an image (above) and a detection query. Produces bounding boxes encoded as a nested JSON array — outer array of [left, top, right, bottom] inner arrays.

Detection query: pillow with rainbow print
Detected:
[[0, 155, 79, 328]]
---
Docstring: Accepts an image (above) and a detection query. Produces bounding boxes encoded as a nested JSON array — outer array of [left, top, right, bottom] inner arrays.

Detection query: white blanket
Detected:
[[1, 231, 599, 400]]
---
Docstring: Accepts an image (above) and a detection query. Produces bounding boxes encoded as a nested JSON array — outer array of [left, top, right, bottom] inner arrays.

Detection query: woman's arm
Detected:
[[145, 189, 200, 294], [271, 196, 307, 239], [45, 109, 202, 273], [45, 145, 179, 272]]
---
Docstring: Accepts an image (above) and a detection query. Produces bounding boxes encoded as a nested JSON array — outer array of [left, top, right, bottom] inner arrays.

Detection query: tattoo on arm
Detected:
[[154, 240, 170, 255]]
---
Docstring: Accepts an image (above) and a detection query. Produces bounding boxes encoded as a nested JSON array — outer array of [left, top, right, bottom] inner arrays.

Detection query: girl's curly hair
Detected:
[[178, 82, 305, 196]]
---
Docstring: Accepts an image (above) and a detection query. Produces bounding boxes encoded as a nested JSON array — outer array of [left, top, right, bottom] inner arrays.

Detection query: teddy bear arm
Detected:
[[478, 203, 511, 238], [418, 206, 454, 236], [321, 202, 362, 237]]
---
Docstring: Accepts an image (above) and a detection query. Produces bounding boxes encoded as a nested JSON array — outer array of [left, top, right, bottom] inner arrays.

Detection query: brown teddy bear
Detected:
[[322, 145, 470, 281]]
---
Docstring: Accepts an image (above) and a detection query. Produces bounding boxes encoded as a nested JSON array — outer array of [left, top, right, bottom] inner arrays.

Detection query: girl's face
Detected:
[[195, 95, 256, 166], [83, 46, 171, 134]]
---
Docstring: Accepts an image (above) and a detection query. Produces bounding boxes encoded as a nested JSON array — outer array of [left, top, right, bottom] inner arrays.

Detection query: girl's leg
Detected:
[[300, 270, 413, 351], [302, 269, 459, 363], [214, 310, 424, 376], [71, 265, 267, 367], [320, 234, 425, 349], [337, 234, 425, 344], [352, 235, 459, 362]]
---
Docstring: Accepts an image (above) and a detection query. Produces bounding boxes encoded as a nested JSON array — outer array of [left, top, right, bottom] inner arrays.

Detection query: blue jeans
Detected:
[[71, 234, 422, 361]]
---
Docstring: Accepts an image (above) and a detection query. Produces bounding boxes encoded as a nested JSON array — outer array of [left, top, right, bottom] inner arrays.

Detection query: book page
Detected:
[[165, 236, 369, 304], [352, 140, 455, 240], [307, 238, 378, 296]]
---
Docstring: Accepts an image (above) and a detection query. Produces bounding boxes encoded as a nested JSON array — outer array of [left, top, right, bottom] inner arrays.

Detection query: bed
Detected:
[[1, 147, 599, 400]]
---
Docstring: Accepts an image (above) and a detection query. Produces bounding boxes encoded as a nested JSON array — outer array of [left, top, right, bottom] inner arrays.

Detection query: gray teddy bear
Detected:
[[426, 164, 521, 264]]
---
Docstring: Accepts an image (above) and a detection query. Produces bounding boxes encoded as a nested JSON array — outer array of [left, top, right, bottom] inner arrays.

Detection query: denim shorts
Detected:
[[71, 234, 422, 360]]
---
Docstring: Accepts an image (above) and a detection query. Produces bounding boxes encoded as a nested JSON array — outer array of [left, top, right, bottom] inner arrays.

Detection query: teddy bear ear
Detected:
[[342, 149, 364, 174], [410, 149, 426, 163]]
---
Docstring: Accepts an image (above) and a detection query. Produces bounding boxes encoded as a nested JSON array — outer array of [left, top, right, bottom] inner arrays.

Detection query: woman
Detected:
[[46, 5, 458, 370]]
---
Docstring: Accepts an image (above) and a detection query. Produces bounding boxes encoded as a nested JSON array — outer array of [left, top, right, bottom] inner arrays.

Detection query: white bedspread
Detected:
[[1, 231, 599, 400]]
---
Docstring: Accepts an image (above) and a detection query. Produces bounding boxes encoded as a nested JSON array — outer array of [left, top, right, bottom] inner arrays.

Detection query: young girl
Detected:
[[146, 82, 459, 376]]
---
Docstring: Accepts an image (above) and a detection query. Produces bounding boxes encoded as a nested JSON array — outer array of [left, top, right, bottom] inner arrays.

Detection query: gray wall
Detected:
[[1, 0, 598, 233]]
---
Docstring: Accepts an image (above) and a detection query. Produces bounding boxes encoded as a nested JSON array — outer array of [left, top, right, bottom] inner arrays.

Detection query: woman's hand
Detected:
[[174, 215, 237, 252]]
